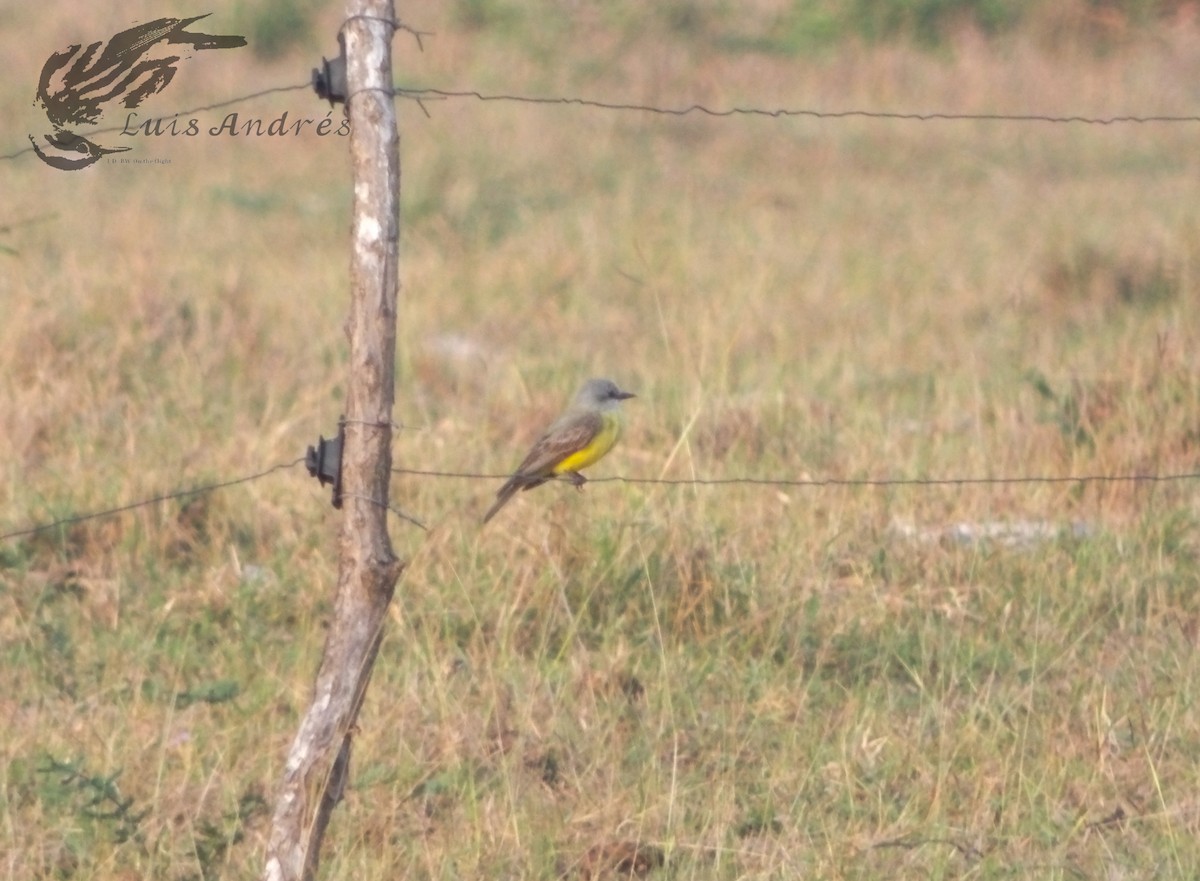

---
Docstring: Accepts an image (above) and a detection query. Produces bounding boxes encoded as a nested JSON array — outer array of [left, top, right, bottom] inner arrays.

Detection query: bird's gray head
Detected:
[[575, 377, 636, 409]]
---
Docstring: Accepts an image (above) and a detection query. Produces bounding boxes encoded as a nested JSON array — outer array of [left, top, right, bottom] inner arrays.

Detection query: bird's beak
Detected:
[[616, 390, 636, 400]]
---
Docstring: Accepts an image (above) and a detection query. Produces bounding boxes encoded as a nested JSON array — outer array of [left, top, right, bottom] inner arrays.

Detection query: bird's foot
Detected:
[[566, 471, 587, 491]]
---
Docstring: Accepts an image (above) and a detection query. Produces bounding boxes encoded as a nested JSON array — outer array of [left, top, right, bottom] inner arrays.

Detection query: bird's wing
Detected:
[[512, 410, 604, 478]]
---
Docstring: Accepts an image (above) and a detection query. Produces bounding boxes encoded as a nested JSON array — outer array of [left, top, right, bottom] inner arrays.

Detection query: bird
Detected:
[[29, 14, 245, 170], [483, 378, 636, 524]]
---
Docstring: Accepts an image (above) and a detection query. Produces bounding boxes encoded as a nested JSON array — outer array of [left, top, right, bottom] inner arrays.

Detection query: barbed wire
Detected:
[[389, 86, 1200, 126], [343, 492, 429, 531], [4, 462, 1194, 544], [379, 15, 1200, 124], [0, 458, 305, 542], [7, 75, 1200, 165]]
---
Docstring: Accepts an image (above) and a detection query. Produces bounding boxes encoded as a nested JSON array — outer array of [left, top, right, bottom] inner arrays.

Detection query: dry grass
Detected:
[[3, 2, 1200, 879]]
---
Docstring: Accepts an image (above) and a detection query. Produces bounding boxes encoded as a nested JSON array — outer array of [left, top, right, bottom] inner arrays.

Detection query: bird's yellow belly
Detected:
[[553, 416, 621, 474]]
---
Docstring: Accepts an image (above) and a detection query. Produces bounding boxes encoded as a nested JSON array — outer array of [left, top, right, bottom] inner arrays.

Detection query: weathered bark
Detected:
[[262, 3, 402, 879]]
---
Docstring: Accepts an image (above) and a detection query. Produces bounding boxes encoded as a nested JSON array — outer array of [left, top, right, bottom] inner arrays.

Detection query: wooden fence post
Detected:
[[262, 2, 403, 879]]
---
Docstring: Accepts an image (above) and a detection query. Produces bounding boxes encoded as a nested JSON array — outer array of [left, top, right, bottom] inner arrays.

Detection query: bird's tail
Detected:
[[482, 480, 520, 524]]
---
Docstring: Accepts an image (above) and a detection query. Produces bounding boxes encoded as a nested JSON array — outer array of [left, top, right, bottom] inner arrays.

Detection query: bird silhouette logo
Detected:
[[29, 13, 246, 171]]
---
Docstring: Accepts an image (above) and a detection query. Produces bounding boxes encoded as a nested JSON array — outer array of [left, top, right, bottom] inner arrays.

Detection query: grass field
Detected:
[[3, 2, 1200, 879]]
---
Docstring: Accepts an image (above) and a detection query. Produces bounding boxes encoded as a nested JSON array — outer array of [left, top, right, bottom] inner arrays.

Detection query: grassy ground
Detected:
[[3, 2, 1200, 879]]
